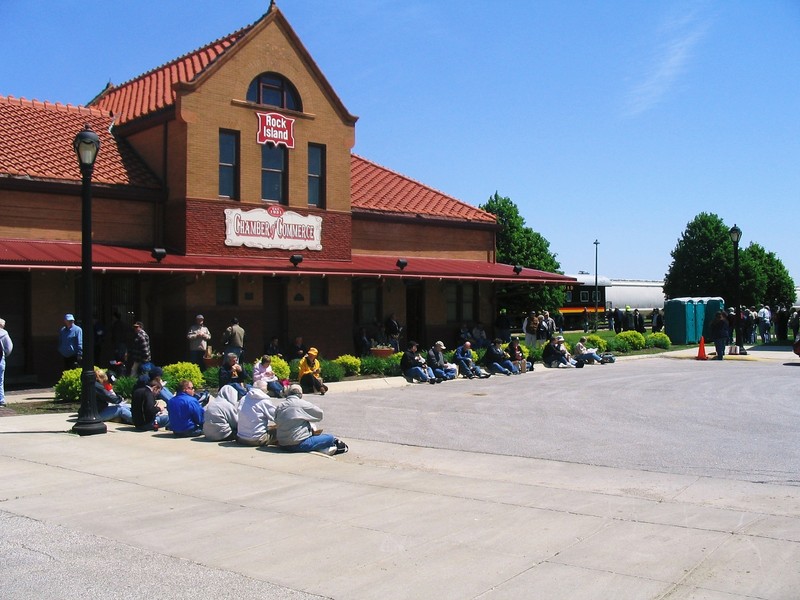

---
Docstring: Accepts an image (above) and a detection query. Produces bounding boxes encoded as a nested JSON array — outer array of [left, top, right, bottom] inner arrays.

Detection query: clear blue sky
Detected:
[[3, 0, 799, 283]]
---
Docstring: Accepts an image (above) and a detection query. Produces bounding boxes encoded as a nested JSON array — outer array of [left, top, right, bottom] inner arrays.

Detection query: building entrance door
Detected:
[[405, 282, 425, 346]]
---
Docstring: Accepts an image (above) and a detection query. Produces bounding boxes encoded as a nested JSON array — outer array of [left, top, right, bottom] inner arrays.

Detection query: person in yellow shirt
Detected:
[[298, 347, 328, 395]]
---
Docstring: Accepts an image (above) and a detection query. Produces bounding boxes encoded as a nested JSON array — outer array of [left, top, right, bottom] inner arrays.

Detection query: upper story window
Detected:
[[247, 73, 302, 111], [308, 144, 326, 208], [261, 142, 287, 204], [218, 130, 239, 199]]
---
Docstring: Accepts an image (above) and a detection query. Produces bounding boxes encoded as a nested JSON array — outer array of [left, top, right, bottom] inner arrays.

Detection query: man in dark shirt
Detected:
[[131, 373, 169, 431]]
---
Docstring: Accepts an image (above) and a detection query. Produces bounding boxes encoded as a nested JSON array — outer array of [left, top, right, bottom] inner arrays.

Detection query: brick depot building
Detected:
[[0, 4, 573, 384]]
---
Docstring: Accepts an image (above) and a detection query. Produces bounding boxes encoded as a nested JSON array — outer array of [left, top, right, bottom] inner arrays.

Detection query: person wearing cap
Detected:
[[58, 313, 83, 370], [236, 381, 278, 446], [401, 341, 438, 384], [187, 314, 211, 371], [166, 380, 205, 437], [274, 384, 347, 455], [0, 317, 13, 407], [542, 335, 577, 368], [298, 347, 328, 395], [427, 341, 457, 381], [131, 371, 169, 431], [481, 338, 518, 376]]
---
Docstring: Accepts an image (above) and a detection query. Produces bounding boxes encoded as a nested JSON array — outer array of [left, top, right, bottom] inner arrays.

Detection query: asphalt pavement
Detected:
[[1, 346, 798, 599]]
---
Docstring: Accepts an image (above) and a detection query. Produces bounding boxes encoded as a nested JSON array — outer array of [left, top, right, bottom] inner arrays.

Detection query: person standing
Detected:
[[58, 313, 83, 370], [221, 317, 245, 361], [582, 307, 590, 333], [384, 313, 402, 352], [187, 314, 211, 371], [651, 308, 664, 333], [710, 311, 730, 360], [129, 321, 151, 377], [0, 317, 13, 407]]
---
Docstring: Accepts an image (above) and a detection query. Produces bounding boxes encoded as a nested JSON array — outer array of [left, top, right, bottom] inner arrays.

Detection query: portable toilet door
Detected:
[[665, 298, 693, 345], [685, 299, 698, 344], [694, 298, 706, 344], [703, 297, 725, 340]]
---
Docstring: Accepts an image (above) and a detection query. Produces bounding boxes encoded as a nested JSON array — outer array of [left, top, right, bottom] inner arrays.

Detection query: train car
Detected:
[[560, 272, 612, 329]]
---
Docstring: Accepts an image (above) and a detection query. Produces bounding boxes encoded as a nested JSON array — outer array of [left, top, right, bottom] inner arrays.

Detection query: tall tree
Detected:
[[663, 213, 735, 301], [480, 193, 565, 317], [740, 243, 795, 309]]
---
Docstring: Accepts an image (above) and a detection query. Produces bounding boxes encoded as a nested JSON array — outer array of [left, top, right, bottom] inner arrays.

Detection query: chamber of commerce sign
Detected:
[[256, 111, 295, 148], [224, 206, 322, 251]]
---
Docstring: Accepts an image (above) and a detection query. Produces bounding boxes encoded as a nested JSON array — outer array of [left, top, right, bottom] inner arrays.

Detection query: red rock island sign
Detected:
[[224, 206, 322, 251], [256, 111, 295, 148]]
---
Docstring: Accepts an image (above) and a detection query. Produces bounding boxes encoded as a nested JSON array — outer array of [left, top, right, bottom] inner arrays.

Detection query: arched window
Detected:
[[247, 72, 302, 111]]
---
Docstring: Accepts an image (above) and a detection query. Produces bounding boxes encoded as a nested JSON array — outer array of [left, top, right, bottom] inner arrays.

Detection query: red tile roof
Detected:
[[90, 25, 254, 124], [0, 95, 160, 188], [0, 239, 575, 285], [351, 155, 496, 224]]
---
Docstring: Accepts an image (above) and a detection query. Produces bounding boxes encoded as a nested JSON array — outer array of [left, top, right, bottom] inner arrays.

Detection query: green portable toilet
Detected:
[[665, 298, 696, 344]]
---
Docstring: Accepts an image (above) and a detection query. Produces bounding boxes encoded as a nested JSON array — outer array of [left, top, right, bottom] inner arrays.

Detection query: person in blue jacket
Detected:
[[166, 380, 204, 437]]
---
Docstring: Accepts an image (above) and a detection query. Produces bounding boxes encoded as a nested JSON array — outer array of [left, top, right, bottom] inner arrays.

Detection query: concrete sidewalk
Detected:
[[1, 408, 798, 599]]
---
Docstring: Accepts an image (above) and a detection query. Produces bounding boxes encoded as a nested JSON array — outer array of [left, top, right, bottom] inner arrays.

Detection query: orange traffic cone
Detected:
[[696, 336, 708, 360]]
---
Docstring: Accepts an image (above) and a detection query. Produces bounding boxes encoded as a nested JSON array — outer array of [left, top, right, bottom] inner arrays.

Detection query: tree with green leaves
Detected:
[[480, 192, 565, 318], [664, 212, 795, 309]]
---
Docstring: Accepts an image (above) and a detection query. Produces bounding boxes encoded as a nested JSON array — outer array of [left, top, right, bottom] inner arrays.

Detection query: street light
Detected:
[[71, 124, 106, 436], [593, 239, 599, 332], [728, 224, 746, 355]]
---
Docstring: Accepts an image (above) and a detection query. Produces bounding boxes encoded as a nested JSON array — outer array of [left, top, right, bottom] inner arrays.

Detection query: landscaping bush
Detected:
[[320, 359, 345, 383], [269, 355, 291, 380], [647, 332, 671, 350], [289, 358, 300, 381], [585, 334, 608, 353], [527, 344, 544, 363], [616, 330, 646, 350], [607, 336, 630, 353], [54, 368, 83, 402], [385, 352, 403, 376], [333, 354, 361, 376], [203, 366, 220, 389], [359, 353, 402, 376], [113, 375, 137, 400], [162, 362, 205, 391]]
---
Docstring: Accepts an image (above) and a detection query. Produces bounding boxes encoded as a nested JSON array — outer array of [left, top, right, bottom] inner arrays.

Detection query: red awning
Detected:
[[0, 239, 576, 285]]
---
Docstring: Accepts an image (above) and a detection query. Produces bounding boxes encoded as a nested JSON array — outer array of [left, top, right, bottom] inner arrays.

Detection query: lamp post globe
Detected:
[[71, 124, 106, 436]]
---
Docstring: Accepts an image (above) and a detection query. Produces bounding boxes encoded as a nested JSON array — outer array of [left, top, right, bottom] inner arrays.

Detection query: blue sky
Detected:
[[3, 0, 798, 282]]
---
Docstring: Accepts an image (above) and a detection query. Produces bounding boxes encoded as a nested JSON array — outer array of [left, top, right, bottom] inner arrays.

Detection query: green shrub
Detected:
[[359, 353, 402, 376], [269, 355, 291, 380], [585, 334, 608, 353], [333, 354, 361, 376], [54, 368, 83, 402], [113, 376, 137, 400], [320, 359, 345, 383], [608, 336, 630, 353], [616, 330, 646, 350], [385, 352, 403, 376], [648, 332, 672, 349], [162, 362, 205, 391], [289, 358, 300, 380], [204, 366, 220, 389], [527, 344, 544, 363]]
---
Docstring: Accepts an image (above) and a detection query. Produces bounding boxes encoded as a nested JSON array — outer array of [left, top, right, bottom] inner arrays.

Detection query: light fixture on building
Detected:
[[396, 258, 408, 271], [290, 254, 303, 267], [71, 124, 106, 436], [151, 247, 167, 263], [513, 265, 523, 275], [293, 292, 304, 302]]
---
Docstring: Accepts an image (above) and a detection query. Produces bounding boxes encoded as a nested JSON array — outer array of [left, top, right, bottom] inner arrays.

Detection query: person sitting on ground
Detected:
[[298, 347, 328, 395], [573, 337, 604, 365], [454, 341, 489, 379], [289, 336, 307, 360], [93, 369, 133, 424], [275, 384, 348, 455], [219, 352, 248, 397], [481, 338, 518, 376], [401, 340, 439, 384], [253, 354, 284, 397], [265, 336, 283, 358], [427, 341, 457, 381], [542, 335, 577, 368], [166, 379, 205, 437], [131, 372, 169, 431], [236, 381, 278, 446], [202, 384, 242, 442], [133, 366, 174, 403], [507, 337, 532, 373], [471, 321, 490, 349], [457, 323, 475, 346]]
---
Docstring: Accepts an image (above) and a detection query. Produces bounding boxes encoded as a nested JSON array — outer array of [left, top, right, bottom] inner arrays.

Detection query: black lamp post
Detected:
[[729, 224, 746, 356], [593, 239, 599, 332], [72, 124, 106, 436]]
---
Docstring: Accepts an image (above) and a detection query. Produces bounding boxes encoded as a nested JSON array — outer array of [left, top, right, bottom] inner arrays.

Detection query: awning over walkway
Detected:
[[0, 239, 576, 285]]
